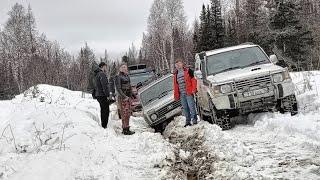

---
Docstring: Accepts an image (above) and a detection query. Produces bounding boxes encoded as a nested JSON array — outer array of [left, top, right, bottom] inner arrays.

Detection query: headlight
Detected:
[[220, 84, 232, 94], [283, 69, 291, 80], [211, 86, 220, 95], [150, 114, 157, 120], [272, 73, 284, 83]]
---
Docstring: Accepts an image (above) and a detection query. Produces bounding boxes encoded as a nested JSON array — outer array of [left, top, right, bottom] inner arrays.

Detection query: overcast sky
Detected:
[[0, 0, 210, 58]]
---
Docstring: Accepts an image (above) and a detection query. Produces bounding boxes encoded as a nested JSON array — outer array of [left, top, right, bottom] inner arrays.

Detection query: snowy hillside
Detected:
[[1, 72, 320, 180], [0, 85, 174, 180]]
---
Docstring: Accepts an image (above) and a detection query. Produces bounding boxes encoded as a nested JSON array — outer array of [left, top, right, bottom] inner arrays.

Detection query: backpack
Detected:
[[88, 62, 99, 99]]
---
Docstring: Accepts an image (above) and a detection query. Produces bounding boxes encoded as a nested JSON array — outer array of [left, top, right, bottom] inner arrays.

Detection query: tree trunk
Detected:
[[170, 35, 175, 72]]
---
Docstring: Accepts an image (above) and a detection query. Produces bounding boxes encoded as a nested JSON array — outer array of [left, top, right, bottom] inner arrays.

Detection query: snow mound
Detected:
[[0, 85, 174, 180]]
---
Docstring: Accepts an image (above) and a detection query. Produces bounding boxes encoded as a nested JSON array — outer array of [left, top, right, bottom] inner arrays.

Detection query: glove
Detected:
[[108, 97, 116, 104]]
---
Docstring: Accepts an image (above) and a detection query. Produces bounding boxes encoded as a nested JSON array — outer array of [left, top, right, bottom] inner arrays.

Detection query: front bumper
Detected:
[[212, 80, 295, 111], [143, 101, 182, 127]]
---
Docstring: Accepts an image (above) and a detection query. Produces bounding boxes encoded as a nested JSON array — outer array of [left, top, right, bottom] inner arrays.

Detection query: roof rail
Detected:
[[240, 42, 255, 45]]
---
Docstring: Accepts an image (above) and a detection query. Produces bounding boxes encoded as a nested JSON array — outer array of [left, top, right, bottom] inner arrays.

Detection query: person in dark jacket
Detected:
[[173, 58, 198, 127], [115, 64, 135, 135], [95, 62, 110, 129]]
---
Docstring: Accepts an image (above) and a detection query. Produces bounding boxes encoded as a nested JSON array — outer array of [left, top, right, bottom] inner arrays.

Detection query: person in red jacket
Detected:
[[173, 58, 198, 127]]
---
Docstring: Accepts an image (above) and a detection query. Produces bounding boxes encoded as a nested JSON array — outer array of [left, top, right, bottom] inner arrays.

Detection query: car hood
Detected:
[[207, 63, 284, 84], [142, 92, 174, 113]]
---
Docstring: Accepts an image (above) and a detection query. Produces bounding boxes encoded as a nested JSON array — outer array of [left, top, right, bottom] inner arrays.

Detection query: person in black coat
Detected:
[[95, 62, 110, 129], [115, 64, 135, 135]]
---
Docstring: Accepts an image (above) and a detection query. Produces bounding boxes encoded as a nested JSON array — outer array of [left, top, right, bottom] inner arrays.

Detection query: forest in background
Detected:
[[140, 0, 320, 73], [0, 0, 319, 99]]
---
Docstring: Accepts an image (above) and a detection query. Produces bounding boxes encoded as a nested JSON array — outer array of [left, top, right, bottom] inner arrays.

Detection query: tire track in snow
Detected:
[[160, 114, 320, 180], [162, 118, 218, 180]]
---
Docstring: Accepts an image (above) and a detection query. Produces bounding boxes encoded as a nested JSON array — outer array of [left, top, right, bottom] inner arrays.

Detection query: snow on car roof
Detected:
[[205, 44, 258, 56]]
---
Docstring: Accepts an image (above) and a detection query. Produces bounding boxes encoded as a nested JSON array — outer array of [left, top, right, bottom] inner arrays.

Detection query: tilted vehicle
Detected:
[[195, 43, 298, 130], [139, 74, 182, 132], [128, 64, 155, 112], [116, 64, 155, 117]]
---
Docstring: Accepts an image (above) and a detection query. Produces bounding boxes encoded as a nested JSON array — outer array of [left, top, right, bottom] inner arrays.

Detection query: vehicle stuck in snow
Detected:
[[128, 64, 155, 112], [195, 43, 298, 130], [139, 74, 182, 132]]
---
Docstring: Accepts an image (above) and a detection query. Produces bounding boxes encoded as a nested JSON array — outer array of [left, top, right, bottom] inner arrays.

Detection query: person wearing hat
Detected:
[[95, 62, 111, 129]]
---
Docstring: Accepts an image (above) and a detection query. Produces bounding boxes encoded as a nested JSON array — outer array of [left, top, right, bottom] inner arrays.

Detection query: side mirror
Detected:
[[195, 70, 203, 79], [270, 54, 278, 64], [136, 82, 143, 89]]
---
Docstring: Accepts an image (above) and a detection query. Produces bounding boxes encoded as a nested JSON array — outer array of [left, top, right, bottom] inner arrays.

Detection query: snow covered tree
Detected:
[[142, 0, 190, 72], [197, 5, 211, 51], [210, 0, 225, 49], [77, 43, 96, 92], [270, 0, 314, 70], [127, 43, 138, 65], [165, 0, 187, 71], [225, 16, 237, 47]]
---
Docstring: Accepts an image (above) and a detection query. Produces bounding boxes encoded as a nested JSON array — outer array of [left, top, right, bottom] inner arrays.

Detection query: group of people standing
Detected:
[[94, 58, 198, 135], [94, 62, 135, 135]]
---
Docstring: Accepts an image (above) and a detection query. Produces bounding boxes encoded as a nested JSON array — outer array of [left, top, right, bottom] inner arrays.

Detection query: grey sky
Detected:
[[0, 0, 210, 58]]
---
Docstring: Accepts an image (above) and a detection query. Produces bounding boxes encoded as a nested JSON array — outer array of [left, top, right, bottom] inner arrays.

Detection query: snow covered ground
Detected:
[[163, 72, 320, 179], [0, 85, 174, 180], [1, 72, 320, 180]]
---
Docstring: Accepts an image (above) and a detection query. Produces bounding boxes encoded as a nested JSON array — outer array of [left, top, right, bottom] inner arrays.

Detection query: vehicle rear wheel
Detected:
[[279, 95, 298, 116], [209, 101, 232, 130]]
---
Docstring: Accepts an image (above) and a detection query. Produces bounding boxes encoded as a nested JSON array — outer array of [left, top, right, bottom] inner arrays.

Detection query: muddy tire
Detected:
[[279, 95, 298, 116], [154, 120, 170, 133], [216, 113, 232, 130], [209, 101, 232, 130]]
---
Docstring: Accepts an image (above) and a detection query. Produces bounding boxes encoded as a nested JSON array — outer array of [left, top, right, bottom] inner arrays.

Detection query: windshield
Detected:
[[140, 75, 173, 106], [206, 46, 270, 76], [130, 72, 154, 86]]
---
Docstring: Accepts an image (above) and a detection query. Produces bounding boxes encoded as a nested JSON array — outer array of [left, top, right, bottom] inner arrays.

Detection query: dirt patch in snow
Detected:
[[161, 119, 217, 180]]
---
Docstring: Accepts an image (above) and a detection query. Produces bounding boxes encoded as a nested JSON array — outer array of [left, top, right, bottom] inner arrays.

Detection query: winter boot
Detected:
[[184, 123, 192, 128], [123, 127, 135, 135]]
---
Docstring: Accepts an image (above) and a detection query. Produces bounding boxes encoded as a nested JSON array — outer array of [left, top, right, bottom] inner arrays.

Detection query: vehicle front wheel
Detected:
[[196, 97, 205, 121], [279, 95, 298, 116], [154, 120, 170, 133], [209, 101, 232, 130]]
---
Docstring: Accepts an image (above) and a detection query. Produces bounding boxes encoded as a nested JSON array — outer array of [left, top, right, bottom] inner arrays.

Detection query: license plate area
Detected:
[[165, 107, 181, 119], [243, 88, 269, 97]]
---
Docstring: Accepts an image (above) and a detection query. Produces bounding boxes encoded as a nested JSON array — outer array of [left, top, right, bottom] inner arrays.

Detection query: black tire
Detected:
[[209, 101, 232, 130], [154, 120, 169, 133], [279, 95, 298, 116]]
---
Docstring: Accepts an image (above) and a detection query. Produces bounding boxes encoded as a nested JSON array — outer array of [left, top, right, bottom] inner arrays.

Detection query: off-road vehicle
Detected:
[[139, 74, 182, 132], [128, 64, 155, 112], [116, 64, 155, 118], [195, 43, 298, 130]]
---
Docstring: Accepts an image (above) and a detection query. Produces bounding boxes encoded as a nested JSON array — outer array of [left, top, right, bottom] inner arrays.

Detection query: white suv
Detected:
[[195, 43, 298, 130]]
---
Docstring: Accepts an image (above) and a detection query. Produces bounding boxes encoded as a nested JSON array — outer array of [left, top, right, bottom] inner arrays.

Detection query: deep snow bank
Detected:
[[0, 85, 174, 180]]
